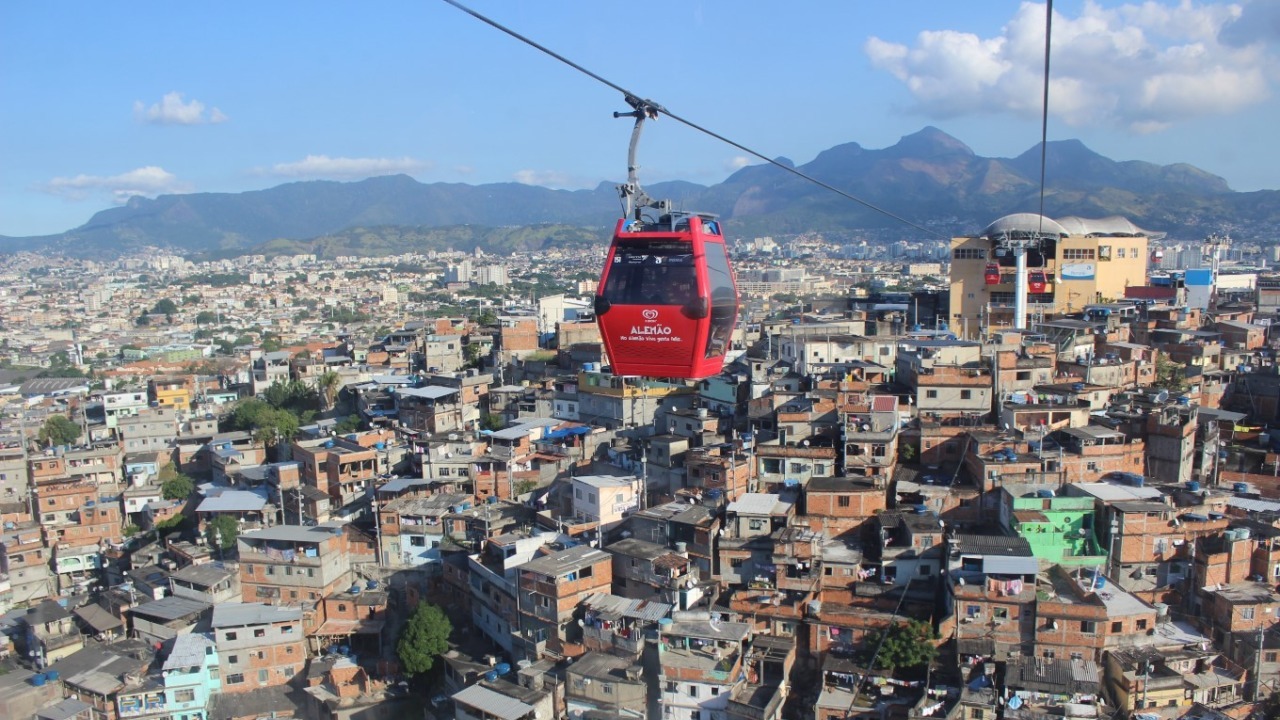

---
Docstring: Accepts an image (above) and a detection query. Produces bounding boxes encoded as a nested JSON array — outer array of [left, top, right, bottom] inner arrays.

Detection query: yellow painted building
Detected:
[[148, 377, 192, 411], [949, 214, 1157, 338]]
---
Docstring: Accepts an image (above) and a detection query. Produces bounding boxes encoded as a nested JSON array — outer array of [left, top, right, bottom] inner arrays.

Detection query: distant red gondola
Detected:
[[984, 263, 1001, 285], [595, 214, 738, 378], [1028, 271, 1047, 294]]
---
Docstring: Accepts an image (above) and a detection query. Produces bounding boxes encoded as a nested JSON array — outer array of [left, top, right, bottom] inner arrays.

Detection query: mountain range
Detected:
[[5, 126, 1277, 260]]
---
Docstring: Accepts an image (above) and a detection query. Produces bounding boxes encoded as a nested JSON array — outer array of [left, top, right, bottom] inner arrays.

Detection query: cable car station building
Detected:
[[949, 214, 1161, 337]]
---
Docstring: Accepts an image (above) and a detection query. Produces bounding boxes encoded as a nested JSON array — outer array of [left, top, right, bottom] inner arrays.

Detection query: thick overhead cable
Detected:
[[442, 0, 946, 239]]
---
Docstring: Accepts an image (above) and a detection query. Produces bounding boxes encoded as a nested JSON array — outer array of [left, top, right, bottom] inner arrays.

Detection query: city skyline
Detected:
[[4, 0, 1279, 237]]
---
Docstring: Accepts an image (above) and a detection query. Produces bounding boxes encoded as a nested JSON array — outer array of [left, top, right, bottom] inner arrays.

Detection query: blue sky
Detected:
[[3, 0, 1279, 238]]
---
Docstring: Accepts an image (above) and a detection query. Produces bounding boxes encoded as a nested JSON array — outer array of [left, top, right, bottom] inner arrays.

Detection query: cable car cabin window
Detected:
[[602, 243, 698, 306], [704, 243, 736, 358]]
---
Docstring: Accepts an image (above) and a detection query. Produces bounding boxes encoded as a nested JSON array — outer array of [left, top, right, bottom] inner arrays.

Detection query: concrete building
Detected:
[[236, 523, 374, 610], [516, 544, 613, 656], [949, 214, 1157, 336], [211, 603, 306, 694]]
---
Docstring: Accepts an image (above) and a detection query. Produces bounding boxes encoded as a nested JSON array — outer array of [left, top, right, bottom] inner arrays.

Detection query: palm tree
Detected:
[[318, 370, 341, 412]]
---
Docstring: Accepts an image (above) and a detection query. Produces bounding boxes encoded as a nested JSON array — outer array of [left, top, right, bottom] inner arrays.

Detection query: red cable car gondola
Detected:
[[595, 214, 738, 378], [593, 96, 740, 379], [984, 263, 1001, 285], [1028, 271, 1047, 294]]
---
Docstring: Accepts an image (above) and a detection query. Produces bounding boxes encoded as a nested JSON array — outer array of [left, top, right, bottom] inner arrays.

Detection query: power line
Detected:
[[441, 0, 947, 240]]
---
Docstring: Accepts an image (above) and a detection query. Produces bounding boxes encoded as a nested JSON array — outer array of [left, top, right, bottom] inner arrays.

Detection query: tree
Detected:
[[397, 601, 452, 676], [318, 371, 341, 411], [196, 310, 218, 325], [38, 415, 81, 447], [1153, 350, 1189, 394], [480, 414, 505, 431], [205, 515, 239, 550], [860, 619, 939, 673], [334, 414, 362, 434], [153, 298, 179, 315], [162, 474, 195, 501]]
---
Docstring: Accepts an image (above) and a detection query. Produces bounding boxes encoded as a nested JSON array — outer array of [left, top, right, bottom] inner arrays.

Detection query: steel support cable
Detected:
[[442, 0, 947, 239], [1036, 0, 1054, 238]]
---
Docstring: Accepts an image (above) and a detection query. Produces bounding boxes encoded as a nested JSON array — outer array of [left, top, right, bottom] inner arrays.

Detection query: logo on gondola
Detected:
[[628, 307, 675, 339]]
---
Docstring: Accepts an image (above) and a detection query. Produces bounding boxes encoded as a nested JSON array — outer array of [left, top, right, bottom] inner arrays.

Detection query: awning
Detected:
[[982, 556, 1039, 575]]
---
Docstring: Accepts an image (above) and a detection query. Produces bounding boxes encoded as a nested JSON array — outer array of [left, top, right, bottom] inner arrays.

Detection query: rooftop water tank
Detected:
[[1187, 481, 1201, 492], [31, 674, 46, 687], [1234, 482, 1250, 494]]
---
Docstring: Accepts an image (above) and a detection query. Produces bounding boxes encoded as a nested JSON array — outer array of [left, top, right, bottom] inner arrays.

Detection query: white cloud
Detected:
[[864, 1, 1272, 132], [43, 166, 187, 203], [134, 92, 227, 125], [725, 156, 753, 171], [513, 169, 582, 188], [263, 155, 426, 179]]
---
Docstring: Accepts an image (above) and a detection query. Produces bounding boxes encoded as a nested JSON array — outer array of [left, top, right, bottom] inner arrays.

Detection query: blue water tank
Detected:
[[325, 440, 335, 449], [1234, 482, 1250, 493], [31, 674, 46, 687], [484, 670, 499, 682], [1072, 383, 1085, 392], [45, 670, 59, 681], [339, 645, 350, 655], [1188, 481, 1201, 492], [1176, 396, 1191, 406], [1093, 574, 1106, 589], [375, 442, 385, 450], [494, 663, 512, 675], [367, 579, 379, 590]]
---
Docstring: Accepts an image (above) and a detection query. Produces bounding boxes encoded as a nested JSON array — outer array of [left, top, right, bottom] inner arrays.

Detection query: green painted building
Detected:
[[999, 488, 1106, 567]]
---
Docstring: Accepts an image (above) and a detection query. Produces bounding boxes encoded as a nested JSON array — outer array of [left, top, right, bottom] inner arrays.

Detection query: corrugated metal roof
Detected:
[[581, 593, 673, 623], [73, 604, 123, 632], [452, 684, 535, 720], [397, 386, 459, 400], [197, 490, 266, 513], [164, 632, 216, 670], [130, 596, 210, 622], [1229, 497, 1280, 514], [982, 556, 1039, 575], [727, 493, 791, 516]]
